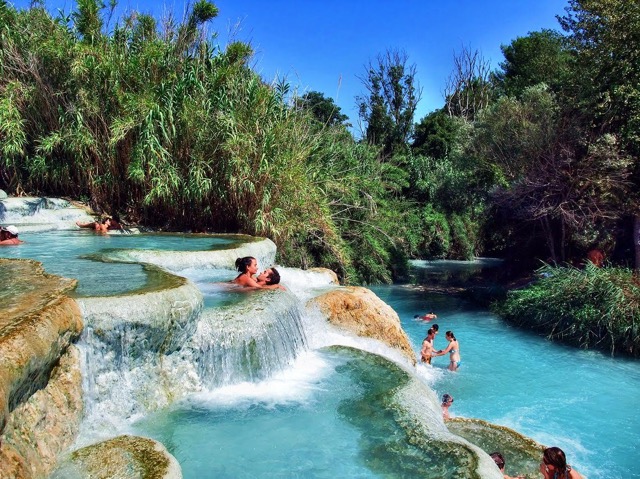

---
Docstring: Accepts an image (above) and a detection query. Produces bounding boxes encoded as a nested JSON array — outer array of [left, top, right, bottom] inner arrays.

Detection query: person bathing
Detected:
[[233, 257, 285, 290]]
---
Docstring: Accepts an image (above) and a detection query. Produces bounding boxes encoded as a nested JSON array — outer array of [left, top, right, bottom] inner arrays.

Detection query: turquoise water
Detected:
[[5, 229, 638, 478], [371, 284, 640, 479], [133, 347, 474, 479], [0, 230, 235, 296]]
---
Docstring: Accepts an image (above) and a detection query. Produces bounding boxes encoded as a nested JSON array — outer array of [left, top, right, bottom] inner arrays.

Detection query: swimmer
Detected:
[[0, 225, 23, 245], [232, 257, 285, 290], [414, 311, 438, 321], [540, 447, 583, 479], [435, 330, 460, 371], [441, 393, 453, 420]]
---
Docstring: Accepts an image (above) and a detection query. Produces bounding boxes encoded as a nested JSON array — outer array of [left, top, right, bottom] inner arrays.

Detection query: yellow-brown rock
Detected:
[[0, 346, 83, 479], [308, 286, 416, 365], [52, 435, 182, 479], [0, 258, 84, 478]]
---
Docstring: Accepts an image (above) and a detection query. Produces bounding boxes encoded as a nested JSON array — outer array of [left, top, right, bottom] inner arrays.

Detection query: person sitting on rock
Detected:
[[0, 225, 23, 245]]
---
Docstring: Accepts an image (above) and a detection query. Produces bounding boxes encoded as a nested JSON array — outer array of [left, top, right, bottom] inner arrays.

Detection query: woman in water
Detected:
[[233, 257, 284, 290], [436, 330, 461, 371], [540, 447, 583, 479]]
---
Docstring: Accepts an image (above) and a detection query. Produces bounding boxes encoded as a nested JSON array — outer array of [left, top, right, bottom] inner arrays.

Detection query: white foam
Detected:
[[183, 350, 333, 409]]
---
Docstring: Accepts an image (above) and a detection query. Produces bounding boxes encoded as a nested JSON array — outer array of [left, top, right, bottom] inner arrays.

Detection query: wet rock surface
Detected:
[[308, 286, 416, 365]]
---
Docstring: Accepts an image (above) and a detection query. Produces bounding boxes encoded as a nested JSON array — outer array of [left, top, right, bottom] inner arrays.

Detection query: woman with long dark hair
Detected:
[[540, 447, 583, 479]]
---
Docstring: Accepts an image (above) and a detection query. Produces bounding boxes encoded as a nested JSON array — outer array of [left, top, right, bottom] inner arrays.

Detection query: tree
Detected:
[[559, 0, 640, 267], [412, 109, 462, 159], [444, 46, 492, 121], [296, 91, 349, 127], [356, 49, 421, 157], [559, 0, 640, 155], [475, 85, 632, 262], [494, 29, 571, 98]]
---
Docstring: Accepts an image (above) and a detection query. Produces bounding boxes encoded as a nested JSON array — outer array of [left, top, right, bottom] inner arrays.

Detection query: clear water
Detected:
[[132, 347, 478, 479], [0, 230, 236, 296], [371, 283, 640, 479], [6, 229, 638, 478]]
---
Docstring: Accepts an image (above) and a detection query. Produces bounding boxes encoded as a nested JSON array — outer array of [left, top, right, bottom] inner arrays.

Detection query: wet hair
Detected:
[[490, 452, 505, 470], [431, 324, 439, 332], [446, 330, 456, 340], [265, 267, 281, 285], [543, 447, 568, 474], [427, 328, 435, 336], [235, 256, 255, 273], [441, 394, 453, 405]]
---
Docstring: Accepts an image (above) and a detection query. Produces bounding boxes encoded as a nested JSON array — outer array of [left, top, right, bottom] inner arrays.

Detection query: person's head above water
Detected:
[[441, 394, 453, 406], [445, 330, 456, 340], [542, 447, 568, 473], [265, 267, 281, 285], [490, 452, 506, 471], [1, 225, 18, 238], [235, 256, 257, 274], [257, 267, 281, 285], [431, 324, 439, 333]]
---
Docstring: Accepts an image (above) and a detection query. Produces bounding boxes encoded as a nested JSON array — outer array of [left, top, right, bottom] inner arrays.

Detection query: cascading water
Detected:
[[0, 197, 95, 231], [2, 199, 509, 478], [190, 290, 308, 387]]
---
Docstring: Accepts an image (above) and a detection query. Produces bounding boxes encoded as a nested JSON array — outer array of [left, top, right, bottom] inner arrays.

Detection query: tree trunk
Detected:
[[634, 215, 640, 271]]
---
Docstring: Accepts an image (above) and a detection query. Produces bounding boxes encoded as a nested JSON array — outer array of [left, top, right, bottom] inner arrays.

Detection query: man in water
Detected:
[[420, 328, 436, 364], [0, 225, 23, 245]]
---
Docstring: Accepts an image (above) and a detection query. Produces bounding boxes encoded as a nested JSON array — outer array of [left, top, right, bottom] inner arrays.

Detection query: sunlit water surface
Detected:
[[371, 282, 640, 479], [0, 230, 236, 296], [4, 233, 638, 478]]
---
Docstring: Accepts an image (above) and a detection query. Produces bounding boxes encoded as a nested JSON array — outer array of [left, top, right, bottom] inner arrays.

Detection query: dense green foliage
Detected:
[[1, 0, 639, 293], [495, 263, 640, 357]]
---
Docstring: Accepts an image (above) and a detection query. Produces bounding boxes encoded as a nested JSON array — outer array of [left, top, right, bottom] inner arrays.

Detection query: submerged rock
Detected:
[[307, 286, 416, 365], [51, 435, 182, 479], [447, 417, 544, 478]]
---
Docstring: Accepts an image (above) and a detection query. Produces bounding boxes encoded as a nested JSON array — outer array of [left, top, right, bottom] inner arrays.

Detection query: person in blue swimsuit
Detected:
[[435, 330, 460, 371], [540, 447, 583, 479]]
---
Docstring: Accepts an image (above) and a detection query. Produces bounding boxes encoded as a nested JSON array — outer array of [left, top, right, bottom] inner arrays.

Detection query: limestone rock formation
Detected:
[[0, 346, 83, 479], [51, 435, 182, 479], [447, 417, 544, 478], [307, 267, 339, 284], [308, 286, 416, 365], [0, 258, 84, 478]]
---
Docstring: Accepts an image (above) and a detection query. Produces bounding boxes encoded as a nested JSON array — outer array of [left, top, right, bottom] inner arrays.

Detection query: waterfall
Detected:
[[74, 271, 309, 436], [189, 290, 308, 387], [0, 197, 94, 231]]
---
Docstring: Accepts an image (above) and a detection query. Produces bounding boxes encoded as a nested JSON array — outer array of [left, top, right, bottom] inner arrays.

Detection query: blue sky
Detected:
[[10, 0, 569, 132]]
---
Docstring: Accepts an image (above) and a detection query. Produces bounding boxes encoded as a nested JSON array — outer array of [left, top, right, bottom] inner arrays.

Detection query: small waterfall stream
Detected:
[[1, 197, 506, 478]]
